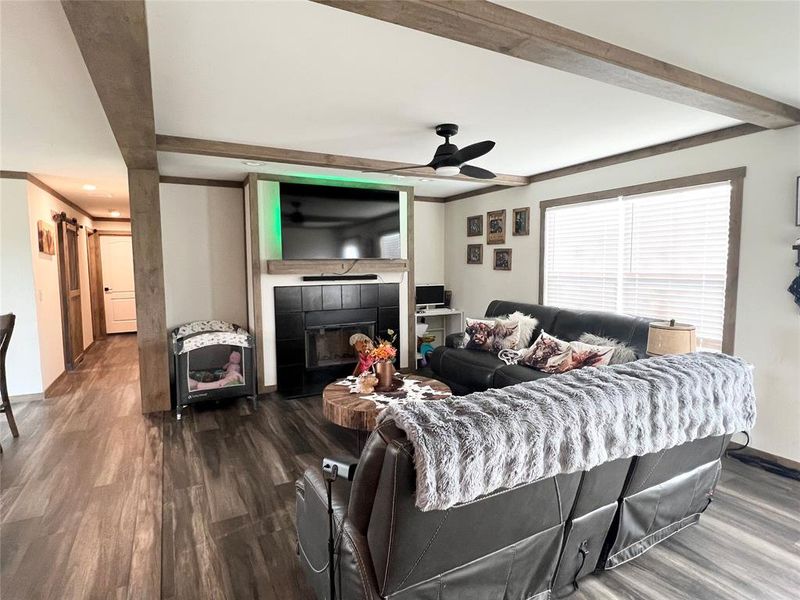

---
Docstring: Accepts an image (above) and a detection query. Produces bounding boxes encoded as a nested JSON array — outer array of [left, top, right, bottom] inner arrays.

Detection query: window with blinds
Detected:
[[543, 181, 732, 351]]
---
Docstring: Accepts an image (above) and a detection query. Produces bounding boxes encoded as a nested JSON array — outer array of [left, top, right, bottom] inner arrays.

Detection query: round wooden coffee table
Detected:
[[323, 374, 451, 453]]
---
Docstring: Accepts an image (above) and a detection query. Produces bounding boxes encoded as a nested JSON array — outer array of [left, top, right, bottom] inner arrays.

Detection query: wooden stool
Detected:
[[0, 313, 20, 452]]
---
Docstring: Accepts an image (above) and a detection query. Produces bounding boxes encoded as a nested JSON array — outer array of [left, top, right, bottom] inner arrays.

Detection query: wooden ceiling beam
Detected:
[[314, 1, 800, 129], [529, 124, 765, 182], [61, 0, 158, 169], [156, 134, 530, 187]]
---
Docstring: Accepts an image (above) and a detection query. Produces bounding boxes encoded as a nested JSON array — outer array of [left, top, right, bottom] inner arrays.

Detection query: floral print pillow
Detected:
[[521, 331, 613, 373]]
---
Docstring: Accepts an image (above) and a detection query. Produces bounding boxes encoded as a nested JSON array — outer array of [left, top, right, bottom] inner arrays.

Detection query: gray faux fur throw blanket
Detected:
[[379, 352, 756, 511]]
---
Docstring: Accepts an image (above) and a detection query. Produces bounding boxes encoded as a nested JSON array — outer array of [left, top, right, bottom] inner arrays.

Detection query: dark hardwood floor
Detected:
[[2, 336, 799, 599]]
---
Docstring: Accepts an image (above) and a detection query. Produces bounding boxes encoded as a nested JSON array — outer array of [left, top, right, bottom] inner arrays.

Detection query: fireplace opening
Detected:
[[305, 321, 375, 370]]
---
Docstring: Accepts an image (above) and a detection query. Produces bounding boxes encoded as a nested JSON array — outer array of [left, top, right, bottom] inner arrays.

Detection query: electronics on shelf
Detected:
[[415, 284, 446, 309]]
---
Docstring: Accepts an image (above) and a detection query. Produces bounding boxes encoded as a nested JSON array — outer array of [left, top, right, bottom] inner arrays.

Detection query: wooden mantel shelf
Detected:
[[265, 259, 409, 275]]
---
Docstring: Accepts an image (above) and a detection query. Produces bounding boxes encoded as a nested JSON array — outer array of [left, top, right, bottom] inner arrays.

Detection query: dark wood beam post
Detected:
[[128, 169, 171, 412]]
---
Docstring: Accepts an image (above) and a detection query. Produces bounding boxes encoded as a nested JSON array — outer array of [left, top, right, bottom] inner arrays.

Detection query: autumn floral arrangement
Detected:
[[369, 329, 397, 364]]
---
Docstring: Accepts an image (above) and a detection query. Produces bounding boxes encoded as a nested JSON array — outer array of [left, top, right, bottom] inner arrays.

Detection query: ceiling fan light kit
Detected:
[[435, 165, 461, 176]]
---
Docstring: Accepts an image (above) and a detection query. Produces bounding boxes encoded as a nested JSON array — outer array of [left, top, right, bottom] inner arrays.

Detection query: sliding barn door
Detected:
[[56, 214, 84, 370]]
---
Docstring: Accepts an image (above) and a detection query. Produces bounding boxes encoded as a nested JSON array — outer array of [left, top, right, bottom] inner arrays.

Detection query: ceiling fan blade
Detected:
[[460, 164, 496, 179], [445, 140, 495, 166], [361, 164, 430, 174]]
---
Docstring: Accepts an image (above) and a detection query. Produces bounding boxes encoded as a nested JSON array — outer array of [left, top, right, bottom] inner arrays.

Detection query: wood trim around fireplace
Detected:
[[247, 173, 417, 381]]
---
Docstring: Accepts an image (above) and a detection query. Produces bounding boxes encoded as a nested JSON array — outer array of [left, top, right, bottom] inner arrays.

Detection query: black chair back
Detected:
[[0, 313, 15, 368]]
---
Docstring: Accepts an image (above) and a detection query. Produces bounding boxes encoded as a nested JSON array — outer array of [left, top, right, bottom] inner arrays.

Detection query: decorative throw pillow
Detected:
[[566, 340, 615, 370], [521, 331, 614, 373], [579, 333, 637, 365], [491, 318, 521, 353], [463, 318, 521, 354], [519, 331, 571, 372], [464, 318, 496, 352], [508, 311, 539, 349]]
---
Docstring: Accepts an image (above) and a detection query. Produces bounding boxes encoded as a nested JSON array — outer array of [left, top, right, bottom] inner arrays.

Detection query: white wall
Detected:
[[159, 183, 248, 330], [0, 179, 43, 395], [444, 126, 800, 462], [413, 201, 445, 284], [26, 182, 94, 391]]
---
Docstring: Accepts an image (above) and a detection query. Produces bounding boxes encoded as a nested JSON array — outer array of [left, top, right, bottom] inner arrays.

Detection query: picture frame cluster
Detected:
[[466, 207, 528, 270]]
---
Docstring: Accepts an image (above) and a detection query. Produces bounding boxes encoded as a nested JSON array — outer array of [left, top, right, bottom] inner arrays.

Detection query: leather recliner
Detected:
[[429, 300, 652, 395], [296, 419, 731, 599]]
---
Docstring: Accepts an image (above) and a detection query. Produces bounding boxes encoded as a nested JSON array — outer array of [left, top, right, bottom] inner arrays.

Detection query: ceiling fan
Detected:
[[368, 124, 496, 179]]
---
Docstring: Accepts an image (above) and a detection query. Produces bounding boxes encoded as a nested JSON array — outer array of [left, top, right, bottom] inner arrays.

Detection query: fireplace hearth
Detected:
[[274, 283, 400, 398]]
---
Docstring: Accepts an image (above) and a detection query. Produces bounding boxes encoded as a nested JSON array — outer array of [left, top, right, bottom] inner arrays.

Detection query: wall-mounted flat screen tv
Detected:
[[279, 182, 401, 260]]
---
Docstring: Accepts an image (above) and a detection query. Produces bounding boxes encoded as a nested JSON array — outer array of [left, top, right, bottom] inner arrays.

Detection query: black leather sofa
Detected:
[[296, 300, 729, 598], [297, 421, 731, 599], [430, 300, 653, 395]]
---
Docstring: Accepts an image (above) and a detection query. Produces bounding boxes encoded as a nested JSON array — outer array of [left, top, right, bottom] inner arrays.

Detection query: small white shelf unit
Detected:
[[414, 307, 464, 361]]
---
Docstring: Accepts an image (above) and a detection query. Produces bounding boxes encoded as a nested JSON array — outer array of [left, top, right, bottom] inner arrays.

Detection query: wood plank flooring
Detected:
[[0, 334, 161, 600], [2, 335, 799, 599]]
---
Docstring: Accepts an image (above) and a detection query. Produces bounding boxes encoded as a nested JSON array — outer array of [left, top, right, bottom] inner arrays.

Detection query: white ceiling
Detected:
[[0, 1, 130, 217], [148, 0, 739, 180], [500, 1, 800, 107], [2, 1, 798, 213]]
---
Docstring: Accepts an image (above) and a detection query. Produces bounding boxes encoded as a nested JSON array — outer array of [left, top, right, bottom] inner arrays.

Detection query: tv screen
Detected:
[[279, 183, 401, 260]]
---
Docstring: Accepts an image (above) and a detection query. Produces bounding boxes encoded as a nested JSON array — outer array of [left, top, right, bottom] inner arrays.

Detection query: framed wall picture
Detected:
[[467, 244, 483, 264], [487, 209, 506, 244], [493, 248, 512, 271], [37, 220, 55, 255], [467, 215, 483, 237], [513, 207, 530, 236]]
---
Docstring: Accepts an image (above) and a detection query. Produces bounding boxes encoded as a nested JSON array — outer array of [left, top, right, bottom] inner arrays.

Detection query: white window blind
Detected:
[[543, 181, 732, 351]]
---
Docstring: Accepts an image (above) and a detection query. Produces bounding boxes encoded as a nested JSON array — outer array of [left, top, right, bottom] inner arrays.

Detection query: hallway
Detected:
[[0, 335, 161, 599]]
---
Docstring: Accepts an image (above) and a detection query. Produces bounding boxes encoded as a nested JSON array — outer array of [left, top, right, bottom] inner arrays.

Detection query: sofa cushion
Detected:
[[429, 346, 505, 392], [551, 309, 651, 358], [493, 364, 551, 388]]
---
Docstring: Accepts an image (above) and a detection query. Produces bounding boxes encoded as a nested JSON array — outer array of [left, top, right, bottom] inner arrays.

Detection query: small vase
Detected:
[[374, 361, 396, 392]]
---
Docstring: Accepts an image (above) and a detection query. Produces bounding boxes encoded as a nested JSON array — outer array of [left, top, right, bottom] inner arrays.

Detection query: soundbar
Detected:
[[302, 274, 378, 282]]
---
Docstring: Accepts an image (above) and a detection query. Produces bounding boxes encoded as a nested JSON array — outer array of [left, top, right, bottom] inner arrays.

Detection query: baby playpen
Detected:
[[170, 320, 257, 419]]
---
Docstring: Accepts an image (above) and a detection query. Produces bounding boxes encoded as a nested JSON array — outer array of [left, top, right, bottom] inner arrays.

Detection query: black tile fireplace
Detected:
[[274, 283, 400, 398]]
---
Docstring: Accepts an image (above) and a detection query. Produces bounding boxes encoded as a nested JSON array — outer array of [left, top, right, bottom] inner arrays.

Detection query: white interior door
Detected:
[[100, 235, 137, 334]]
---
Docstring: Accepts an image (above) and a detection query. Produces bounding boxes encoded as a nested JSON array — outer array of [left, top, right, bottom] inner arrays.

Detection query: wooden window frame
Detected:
[[538, 167, 745, 354]]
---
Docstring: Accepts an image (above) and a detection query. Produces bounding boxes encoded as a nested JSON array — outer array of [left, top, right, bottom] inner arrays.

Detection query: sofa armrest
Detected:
[[296, 469, 381, 600], [445, 332, 465, 348]]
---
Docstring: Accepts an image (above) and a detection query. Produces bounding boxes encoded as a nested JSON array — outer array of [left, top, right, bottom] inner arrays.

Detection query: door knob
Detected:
[[104, 287, 112, 292]]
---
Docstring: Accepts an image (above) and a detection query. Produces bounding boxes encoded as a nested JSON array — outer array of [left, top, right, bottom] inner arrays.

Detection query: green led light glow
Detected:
[[259, 180, 282, 259]]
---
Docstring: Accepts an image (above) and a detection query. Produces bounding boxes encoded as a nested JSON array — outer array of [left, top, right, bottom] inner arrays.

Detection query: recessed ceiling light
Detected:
[[109, 209, 121, 217], [392, 174, 405, 178], [82, 183, 97, 191], [243, 160, 265, 167], [419, 178, 431, 182]]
